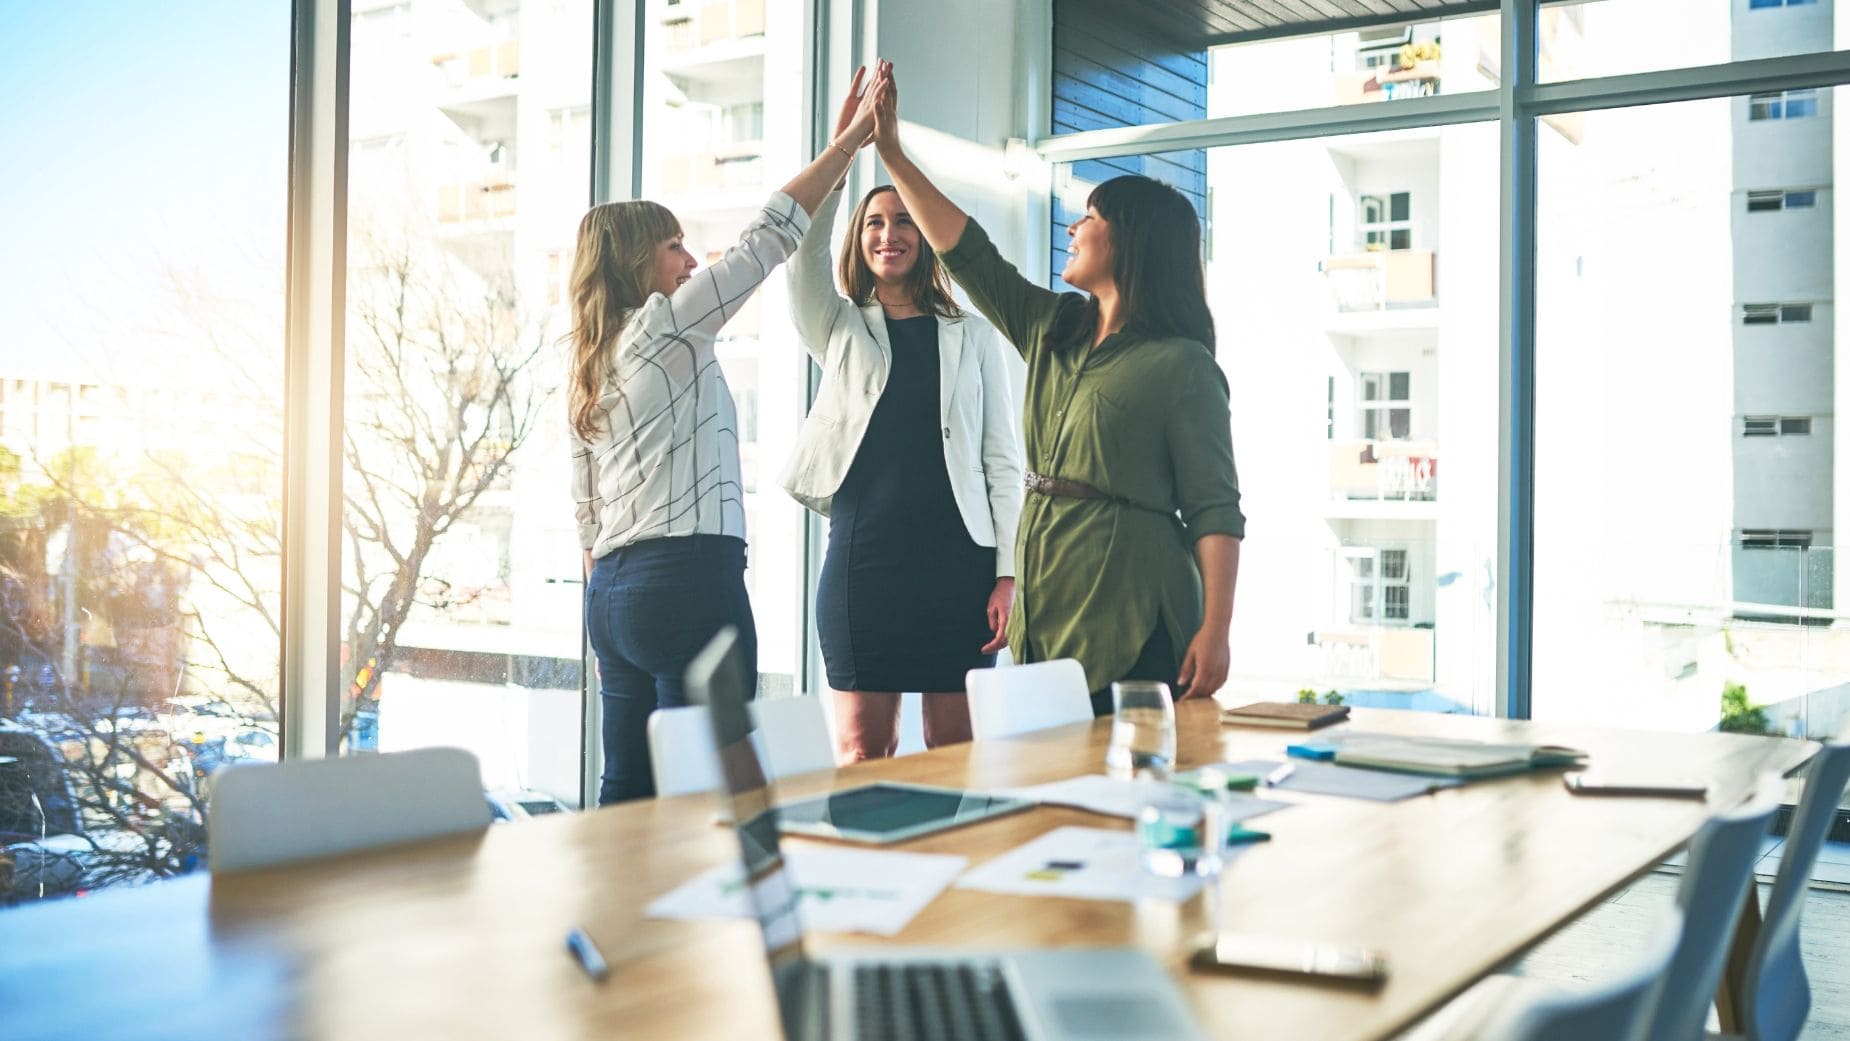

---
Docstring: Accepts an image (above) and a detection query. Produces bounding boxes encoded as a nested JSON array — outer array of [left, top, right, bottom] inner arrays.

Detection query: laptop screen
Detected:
[[684, 627, 811, 1038]]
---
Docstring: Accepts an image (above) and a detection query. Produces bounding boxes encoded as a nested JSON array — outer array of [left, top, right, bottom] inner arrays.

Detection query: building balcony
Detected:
[[1329, 439, 1438, 506], [1323, 249, 1435, 312], [661, 0, 766, 56], [1311, 626, 1435, 683], [435, 175, 518, 228], [660, 142, 765, 196], [432, 39, 520, 94], [1334, 60, 1442, 105]]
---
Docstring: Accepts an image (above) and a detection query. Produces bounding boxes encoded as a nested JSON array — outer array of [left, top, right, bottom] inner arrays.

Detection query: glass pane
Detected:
[[1209, 12, 1502, 119], [1536, 89, 1843, 738], [0, 2, 288, 902], [640, 0, 807, 699], [1051, 3, 1502, 138], [343, 0, 593, 809], [1539, 0, 1838, 83], [1057, 126, 1497, 716]]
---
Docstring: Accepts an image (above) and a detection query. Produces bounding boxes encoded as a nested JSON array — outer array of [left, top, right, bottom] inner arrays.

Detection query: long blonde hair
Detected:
[[567, 200, 683, 441]]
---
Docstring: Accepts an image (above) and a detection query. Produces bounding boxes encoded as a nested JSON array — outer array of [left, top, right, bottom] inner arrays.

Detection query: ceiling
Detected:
[[1107, 0, 1507, 48]]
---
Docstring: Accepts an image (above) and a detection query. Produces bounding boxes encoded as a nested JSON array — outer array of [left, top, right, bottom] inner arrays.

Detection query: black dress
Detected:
[[817, 315, 998, 692]]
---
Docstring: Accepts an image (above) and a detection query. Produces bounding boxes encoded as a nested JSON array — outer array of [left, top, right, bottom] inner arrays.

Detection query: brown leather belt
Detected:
[[1023, 471, 1109, 499]]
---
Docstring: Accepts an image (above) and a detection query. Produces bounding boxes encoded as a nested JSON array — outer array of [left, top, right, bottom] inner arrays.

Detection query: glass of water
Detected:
[[1136, 781, 1205, 879], [1106, 680, 1177, 781]]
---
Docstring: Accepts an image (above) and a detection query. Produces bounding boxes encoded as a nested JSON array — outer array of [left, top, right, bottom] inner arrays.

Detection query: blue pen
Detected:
[[567, 926, 610, 983]]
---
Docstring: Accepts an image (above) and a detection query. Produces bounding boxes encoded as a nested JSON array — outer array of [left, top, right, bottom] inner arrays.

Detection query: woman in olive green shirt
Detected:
[[867, 65, 1244, 714]]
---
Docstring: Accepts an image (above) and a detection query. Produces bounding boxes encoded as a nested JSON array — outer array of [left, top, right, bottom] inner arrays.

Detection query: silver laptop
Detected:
[[685, 627, 1209, 1041]]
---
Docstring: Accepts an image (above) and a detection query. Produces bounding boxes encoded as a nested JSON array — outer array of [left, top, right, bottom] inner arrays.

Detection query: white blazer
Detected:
[[780, 189, 1024, 578]]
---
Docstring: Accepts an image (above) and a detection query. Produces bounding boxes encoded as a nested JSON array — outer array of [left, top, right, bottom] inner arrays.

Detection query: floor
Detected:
[[1505, 847, 1850, 1040]]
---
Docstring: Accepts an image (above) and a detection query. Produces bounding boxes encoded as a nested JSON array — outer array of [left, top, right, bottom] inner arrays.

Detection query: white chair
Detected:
[[1640, 778, 1786, 1041], [752, 695, 836, 779], [648, 697, 835, 798], [1732, 737, 1850, 1041], [1495, 907, 1685, 1041], [208, 746, 491, 873], [965, 658, 1092, 741]]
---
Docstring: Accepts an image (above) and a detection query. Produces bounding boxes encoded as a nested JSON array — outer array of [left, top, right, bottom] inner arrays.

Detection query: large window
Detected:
[[1059, 122, 1499, 716], [0, 2, 289, 900], [1535, 88, 1841, 737], [340, 0, 594, 807], [639, 0, 809, 699], [1539, 0, 1835, 82]]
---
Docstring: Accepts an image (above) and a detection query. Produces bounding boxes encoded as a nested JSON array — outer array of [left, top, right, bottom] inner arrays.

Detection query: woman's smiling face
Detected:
[[859, 189, 921, 284]]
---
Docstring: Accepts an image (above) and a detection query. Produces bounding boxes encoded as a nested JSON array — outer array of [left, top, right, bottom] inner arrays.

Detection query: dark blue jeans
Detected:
[[585, 535, 757, 805]]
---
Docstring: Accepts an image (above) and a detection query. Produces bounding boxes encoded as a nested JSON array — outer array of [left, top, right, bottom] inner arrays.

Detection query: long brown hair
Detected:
[[1053, 175, 1215, 355], [566, 200, 682, 441], [837, 186, 963, 319]]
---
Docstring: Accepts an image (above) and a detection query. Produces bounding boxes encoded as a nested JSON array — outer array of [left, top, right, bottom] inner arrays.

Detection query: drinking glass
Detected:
[[1136, 781, 1205, 878], [1105, 680, 1177, 781]]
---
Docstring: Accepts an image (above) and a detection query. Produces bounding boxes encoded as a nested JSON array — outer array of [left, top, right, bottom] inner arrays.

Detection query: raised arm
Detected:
[[642, 76, 879, 350], [777, 65, 881, 217], [868, 63, 966, 253], [787, 68, 871, 358], [872, 65, 1066, 355]]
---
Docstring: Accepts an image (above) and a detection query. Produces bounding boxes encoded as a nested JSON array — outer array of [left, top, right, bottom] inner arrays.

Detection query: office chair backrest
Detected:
[[1742, 737, 1850, 1041], [965, 659, 1092, 741], [208, 746, 491, 873], [1497, 906, 1684, 1041], [1640, 777, 1785, 1041], [649, 698, 834, 798]]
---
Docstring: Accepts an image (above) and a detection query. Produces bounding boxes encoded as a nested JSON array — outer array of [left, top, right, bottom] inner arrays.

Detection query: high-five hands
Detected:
[[870, 59, 901, 156], [836, 62, 884, 151]]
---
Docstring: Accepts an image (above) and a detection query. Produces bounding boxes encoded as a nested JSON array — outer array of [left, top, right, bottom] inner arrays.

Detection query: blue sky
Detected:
[[0, 1, 289, 375]]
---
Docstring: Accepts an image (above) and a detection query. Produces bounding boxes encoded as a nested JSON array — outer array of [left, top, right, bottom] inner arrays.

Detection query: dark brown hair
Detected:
[[1054, 175, 1215, 355], [837, 186, 962, 319]]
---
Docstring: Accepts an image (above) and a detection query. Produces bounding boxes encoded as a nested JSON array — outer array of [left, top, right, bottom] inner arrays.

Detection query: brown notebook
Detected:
[[1219, 701, 1351, 730]]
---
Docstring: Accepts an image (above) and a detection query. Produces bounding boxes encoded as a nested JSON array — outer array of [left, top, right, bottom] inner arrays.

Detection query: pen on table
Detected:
[[1264, 762, 1296, 788], [566, 926, 610, 983]]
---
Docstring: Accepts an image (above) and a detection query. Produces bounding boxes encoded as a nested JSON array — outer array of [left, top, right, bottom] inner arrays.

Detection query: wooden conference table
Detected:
[[0, 704, 1816, 1041]]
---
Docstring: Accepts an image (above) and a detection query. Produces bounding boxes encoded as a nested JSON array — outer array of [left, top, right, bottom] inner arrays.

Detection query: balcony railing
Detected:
[[435, 176, 518, 226], [432, 39, 520, 88], [1322, 250, 1436, 312], [662, 0, 766, 53], [1334, 60, 1441, 105], [1312, 626, 1435, 683], [661, 144, 764, 195], [1329, 439, 1438, 502]]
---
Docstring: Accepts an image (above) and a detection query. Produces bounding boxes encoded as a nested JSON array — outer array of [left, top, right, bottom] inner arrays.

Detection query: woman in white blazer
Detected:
[[781, 76, 1023, 763]]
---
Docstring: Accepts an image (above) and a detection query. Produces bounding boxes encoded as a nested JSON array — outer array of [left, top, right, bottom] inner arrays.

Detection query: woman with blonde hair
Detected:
[[782, 66, 1022, 763], [569, 74, 883, 804]]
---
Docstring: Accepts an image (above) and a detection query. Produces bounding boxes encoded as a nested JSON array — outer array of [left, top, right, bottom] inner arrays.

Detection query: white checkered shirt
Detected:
[[572, 191, 810, 557]]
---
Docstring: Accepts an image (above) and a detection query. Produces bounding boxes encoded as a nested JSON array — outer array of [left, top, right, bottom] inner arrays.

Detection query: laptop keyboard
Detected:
[[846, 961, 1028, 1041]]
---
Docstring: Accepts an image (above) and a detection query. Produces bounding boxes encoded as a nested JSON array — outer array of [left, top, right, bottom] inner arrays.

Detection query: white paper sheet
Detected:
[[646, 846, 967, 936], [954, 826, 1216, 903], [996, 774, 1293, 823]]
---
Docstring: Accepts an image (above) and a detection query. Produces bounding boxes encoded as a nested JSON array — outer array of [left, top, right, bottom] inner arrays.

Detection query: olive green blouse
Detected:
[[940, 219, 1245, 694]]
